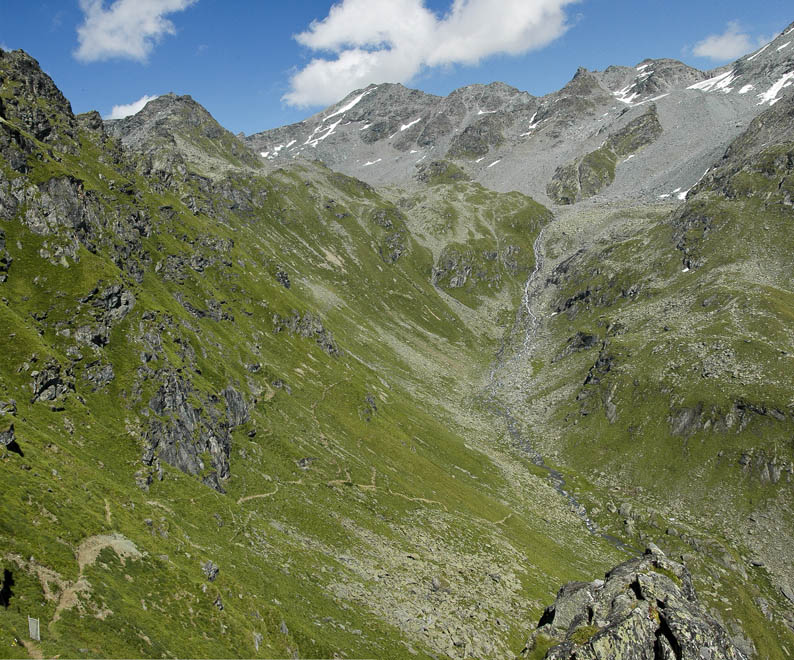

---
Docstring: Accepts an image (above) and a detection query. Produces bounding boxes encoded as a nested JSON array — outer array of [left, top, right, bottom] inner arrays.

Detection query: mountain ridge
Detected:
[[244, 20, 794, 209]]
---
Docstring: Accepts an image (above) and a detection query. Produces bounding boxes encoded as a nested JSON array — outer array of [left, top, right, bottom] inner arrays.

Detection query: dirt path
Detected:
[[51, 534, 142, 627], [237, 485, 279, 504], [20, 638, 42, 659]]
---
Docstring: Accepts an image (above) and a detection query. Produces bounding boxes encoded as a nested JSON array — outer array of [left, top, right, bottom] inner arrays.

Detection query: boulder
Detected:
[[522, 546, 747, 659]]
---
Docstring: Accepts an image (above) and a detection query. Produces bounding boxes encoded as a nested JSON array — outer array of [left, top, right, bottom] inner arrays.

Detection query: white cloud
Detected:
[[284, 0, 579, 107], [693, 21, 760, 61], [105, 94, 159, 119], [75, 0, 197, 63]]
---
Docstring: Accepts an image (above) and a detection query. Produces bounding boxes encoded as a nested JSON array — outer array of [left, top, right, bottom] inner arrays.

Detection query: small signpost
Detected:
[[28, 616, 40, 642]]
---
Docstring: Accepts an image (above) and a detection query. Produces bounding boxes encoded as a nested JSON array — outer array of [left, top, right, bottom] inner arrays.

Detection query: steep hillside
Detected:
[[0, 48, 631, 660]]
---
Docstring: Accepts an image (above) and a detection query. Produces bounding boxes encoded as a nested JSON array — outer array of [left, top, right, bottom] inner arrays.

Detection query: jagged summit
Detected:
[[0, 48, 79, 155], [242, 28, 794, 206], [602, 58, 706, 102]]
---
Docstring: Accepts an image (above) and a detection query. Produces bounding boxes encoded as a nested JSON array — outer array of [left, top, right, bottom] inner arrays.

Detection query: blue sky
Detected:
[[1, 1, 792, 135]]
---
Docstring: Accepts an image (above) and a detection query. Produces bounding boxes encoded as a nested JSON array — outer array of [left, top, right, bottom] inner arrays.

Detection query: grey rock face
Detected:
[[0, 423, 15, 447], [202, 560, 219, 581], [0, 229, 11, 282], [222, 386, 249, 428], [75, 283, 136, 348], [30, 359, 74, 403], [522, 546, 747, 660], [144, 372, 249, 492], [0, 49, 78, 152]]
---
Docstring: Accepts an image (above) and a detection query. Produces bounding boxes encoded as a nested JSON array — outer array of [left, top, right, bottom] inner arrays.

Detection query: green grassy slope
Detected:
[[0, 49, 623, 659]]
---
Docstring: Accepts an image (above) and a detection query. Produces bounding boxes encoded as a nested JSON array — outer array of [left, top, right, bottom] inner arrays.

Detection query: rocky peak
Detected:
[[600, 58, 707, 105], [106, 92, 261, 177], [690, 25, 794, 107], [634, 59, 706, 95], [106, 93, 218, 144], [0, 48, 78, 152], [559, 66, 611, 100]]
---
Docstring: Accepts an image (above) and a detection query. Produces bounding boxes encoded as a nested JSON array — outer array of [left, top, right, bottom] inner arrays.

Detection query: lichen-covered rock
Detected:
[[522, 545, 747, 660]]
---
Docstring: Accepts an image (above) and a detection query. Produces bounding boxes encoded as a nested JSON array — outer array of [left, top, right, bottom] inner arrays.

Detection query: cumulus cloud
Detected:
[[75, 0, 197, 62], [693, 21, 760, 61], [284, 0, 579, 107], [105, 94, 159, 119]]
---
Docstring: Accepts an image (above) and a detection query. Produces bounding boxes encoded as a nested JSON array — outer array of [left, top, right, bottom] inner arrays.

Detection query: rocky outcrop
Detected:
[[30, 359, 74, 404], [0, 229, 11, 282], [447, 113, 506, 159], [272, 310, 339, 356], [547, 105, 662, 204], [74, 283, 136, 347], [143, 372, 249, 492], [369, 207, 409, 263], [415, 160, 471, 185], [523, 545, 747, 659], [0, 423, 15, 447]]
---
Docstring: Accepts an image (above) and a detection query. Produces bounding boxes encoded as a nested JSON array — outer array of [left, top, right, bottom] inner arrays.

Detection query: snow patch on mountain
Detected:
[[746, 44, 770, 61], [757, 71, 794, 106], [324, 90, 371, 122], [306, 118, 343, 147], [688, 70, 736, 93]]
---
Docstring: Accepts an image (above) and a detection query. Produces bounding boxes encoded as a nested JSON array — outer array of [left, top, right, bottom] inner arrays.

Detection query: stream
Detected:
[[485, 221, 637, 555]]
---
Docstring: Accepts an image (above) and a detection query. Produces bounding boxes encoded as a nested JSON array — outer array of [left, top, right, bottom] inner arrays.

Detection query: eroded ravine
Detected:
[[484, 216, 637, 555]]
